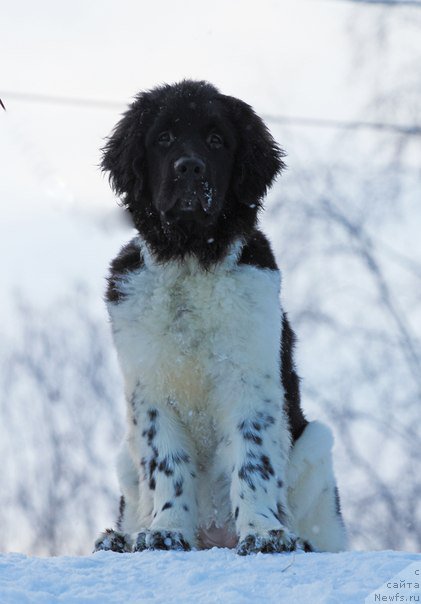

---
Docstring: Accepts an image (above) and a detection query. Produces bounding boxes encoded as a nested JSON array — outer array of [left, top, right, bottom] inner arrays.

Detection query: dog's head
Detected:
[[102, 80, 285, 258]]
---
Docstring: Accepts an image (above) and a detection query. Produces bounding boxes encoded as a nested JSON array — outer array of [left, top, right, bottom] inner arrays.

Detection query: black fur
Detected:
[[281, 314, 308, 441], [238, 230, 278, 270], [117, 495, 125, 531], [106, 239, 144, 303], [102, 79, 285, 268]]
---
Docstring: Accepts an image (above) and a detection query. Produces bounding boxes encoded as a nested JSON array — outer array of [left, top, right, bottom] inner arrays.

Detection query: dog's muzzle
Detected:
[[158, 155, 216, 220]]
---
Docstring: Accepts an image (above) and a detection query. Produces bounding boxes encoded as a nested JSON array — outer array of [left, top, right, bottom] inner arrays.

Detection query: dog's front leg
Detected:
[[218, 376, 297, 555], [130, 390, 198, 551]]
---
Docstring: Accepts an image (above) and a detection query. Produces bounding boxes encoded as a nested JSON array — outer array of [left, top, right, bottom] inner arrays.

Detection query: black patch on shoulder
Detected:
[[106, 239, 144, 303], [238, 230, 278, 270], [281, 313, 308, 442]]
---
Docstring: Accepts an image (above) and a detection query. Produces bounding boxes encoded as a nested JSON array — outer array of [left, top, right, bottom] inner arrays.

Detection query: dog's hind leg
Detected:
[[93, 441, 140, 553], [286, 421, 347, 552]]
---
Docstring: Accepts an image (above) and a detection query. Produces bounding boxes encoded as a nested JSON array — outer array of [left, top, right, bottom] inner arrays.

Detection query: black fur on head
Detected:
[[102, 80, 285, 266]]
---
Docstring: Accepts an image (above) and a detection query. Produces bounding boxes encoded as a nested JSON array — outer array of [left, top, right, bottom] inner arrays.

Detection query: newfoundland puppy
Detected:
[[94, 80, 347, 555]]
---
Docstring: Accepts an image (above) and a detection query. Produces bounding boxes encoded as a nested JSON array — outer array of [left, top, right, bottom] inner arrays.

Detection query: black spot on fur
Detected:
[[116, 495, 125, 531], [182, 504, 189, 512], [234, 506, 239, 520], [148, 453, 158, 490], [174, 479, 183, 497], [142, 425, 157, 445], [158, 457, 175, 476], [239, 453, 275, 488], [256, 412, 275, 428], [277, 479, 284, 488], [260, 454, 275, 478], [149, 457, 157, 479], [148, 408, 158, 421], [162, 501, 173, 511], [245, 433, 262, 445], [238, 420, 263, 446], [269, 502, 288, 526], [334, 486, 343, 517]]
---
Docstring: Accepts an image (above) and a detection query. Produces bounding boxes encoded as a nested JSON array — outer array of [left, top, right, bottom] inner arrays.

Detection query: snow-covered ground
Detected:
[[1, 549, 420, 604]]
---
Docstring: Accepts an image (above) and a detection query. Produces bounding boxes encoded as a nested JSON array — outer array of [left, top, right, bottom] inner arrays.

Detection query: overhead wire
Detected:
[[1, 90, 420, 136]]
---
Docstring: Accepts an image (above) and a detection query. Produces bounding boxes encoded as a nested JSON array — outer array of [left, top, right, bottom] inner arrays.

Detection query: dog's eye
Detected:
[[158, 131, 174, 147], [207, 133, 224, 149]]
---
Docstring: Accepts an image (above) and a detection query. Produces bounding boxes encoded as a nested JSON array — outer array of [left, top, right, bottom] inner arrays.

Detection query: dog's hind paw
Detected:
[[93, 528, 132, 553]]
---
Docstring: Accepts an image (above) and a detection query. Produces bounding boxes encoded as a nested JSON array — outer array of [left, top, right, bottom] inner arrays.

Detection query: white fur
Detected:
[[108, 235, 345, 552], [108, 236, 294, 547], [286, 421, 348, 552]]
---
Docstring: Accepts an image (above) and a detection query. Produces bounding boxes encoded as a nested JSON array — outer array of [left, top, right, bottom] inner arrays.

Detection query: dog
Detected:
[[94, 80, 347, 555]]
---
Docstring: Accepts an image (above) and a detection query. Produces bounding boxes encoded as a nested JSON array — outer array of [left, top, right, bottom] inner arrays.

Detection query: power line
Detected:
[[2, 89, 421, 137], [335, 0, 421, 7], [1, 90, 122, 110], [264, 113, 421, 136]]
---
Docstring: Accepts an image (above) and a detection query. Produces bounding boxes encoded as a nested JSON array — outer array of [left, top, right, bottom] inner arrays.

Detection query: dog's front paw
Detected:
[[93, 528, 132, 553], [134, 529, 192, 552], [236, 528, 297, 556]]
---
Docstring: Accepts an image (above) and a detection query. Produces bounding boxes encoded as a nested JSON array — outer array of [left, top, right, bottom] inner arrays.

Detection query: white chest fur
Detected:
[[108, 238, 283, 463]]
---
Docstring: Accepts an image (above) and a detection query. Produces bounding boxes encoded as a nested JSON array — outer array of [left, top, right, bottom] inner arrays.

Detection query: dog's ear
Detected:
[[101, 93, 153, 205], [220, 95, 286, 207]]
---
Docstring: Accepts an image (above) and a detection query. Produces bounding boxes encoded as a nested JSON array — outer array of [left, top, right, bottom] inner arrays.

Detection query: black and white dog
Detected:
[[94, 80, 347, 555]]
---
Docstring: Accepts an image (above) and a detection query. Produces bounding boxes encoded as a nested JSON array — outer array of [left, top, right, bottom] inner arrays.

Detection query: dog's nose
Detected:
[[174, 156, 205, 178]]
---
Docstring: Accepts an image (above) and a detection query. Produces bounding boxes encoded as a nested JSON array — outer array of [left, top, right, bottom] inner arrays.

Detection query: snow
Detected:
[[0, 549, 419, 604]]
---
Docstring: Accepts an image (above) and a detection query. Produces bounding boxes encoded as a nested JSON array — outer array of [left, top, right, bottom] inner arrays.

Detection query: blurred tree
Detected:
[[0, 289, 124, 555], [265, 0, 421, 551]]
